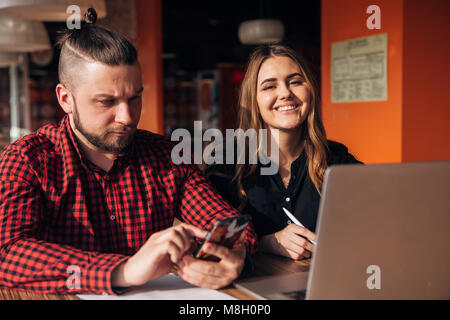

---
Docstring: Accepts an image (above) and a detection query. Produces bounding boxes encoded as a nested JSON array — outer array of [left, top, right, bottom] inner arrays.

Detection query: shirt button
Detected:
[[110, 215, 116, 221], [285, 197, 291, 202], [287, 220, 292, 225]]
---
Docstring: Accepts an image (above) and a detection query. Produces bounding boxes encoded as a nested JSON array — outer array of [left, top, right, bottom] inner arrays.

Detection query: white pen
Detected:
[[282, 207, 317, 245]]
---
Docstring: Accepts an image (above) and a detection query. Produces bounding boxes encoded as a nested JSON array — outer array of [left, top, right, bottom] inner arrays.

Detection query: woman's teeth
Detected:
[[277, 105, 297, 111]]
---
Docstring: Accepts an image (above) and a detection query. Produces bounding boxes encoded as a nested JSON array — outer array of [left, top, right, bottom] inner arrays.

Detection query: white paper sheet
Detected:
[[77, 273, 236, 300]]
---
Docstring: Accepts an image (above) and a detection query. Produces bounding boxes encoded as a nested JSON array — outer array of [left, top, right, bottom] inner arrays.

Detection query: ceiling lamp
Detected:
[[0, 0, 107, 21], [0, 52, 19, 68], [0, 16, 50, 52], [238, 19, 285, 45]]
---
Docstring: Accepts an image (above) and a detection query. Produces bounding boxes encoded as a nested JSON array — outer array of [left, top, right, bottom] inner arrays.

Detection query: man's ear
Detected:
[[56, 83, 74, 114]]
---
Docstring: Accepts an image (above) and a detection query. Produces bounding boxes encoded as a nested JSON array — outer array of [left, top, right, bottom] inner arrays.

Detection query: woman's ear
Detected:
[[55, 83, 74, 114]]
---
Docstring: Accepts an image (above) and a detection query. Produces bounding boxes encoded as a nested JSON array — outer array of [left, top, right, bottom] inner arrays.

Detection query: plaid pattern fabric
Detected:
[[0, 115, 257, 295]]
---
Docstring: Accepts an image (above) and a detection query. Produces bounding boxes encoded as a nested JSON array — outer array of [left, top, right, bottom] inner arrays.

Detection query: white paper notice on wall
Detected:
[[331, 33, 388, 103]]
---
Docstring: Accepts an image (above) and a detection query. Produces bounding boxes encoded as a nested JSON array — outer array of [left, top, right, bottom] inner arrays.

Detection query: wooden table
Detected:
[[223, 252, 311, 300], [0, 252, 311, 300]]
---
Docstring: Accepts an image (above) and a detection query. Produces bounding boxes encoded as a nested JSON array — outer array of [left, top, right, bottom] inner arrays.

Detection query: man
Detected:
[[0, 20, 257, 295]]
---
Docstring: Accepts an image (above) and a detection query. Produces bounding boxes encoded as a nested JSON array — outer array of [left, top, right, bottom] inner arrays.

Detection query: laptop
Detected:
[[235, 161, 450, 299]]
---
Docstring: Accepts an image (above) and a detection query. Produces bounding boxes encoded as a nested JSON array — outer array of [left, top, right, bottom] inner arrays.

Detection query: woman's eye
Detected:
[[290, 80, 303, 85], [262, 85, 275, 91]]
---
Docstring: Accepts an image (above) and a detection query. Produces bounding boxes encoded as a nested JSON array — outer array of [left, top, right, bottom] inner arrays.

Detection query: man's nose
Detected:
[[115, 102, 133, 125]]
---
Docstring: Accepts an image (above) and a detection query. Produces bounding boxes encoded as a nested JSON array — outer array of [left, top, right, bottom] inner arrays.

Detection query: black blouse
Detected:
[[206, 140, 362, 239]]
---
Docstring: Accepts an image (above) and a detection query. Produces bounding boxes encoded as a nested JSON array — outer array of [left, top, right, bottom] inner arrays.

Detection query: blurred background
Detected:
[[0, 0, 448, 164]]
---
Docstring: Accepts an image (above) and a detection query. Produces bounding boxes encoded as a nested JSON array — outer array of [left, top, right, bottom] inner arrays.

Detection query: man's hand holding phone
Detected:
[[111, 223, 207, 288], [177, 232, 247, 290], [177, 215, 251, 289], [111, 216, 250, 290]]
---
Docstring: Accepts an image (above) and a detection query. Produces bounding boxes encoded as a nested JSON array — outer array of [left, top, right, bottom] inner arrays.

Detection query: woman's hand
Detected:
[[260, 224, 316, 260]]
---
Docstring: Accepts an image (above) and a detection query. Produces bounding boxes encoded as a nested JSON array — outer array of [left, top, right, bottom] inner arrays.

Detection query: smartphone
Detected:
[[194, 215, 251, 261]]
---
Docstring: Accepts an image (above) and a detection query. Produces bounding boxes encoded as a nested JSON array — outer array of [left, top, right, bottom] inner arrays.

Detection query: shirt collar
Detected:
[[257, 148, 306, 175], [60, 115, 135, 172], [62, 115, 87, 164]]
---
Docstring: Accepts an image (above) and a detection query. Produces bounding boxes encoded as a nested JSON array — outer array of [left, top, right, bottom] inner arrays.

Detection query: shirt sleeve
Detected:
[[327, 140, 364, 165], [177, 164, 258, 255], [0, 148, 129, 295], [204, 164, 240, 209]]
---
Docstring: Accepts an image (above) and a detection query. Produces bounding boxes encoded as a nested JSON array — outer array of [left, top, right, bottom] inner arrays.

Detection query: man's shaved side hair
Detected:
[[56, 22, 138, 93]]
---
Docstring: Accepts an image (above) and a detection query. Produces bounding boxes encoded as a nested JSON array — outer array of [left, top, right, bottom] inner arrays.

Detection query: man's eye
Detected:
[[100, 99, 115, 106]]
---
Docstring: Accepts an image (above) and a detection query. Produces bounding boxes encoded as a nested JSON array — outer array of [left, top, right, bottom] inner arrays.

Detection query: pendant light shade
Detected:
[[0, 16, 50, 52], [0, 52, 19, 67], [0, 0, 107, 21], [238, 19, 285, 45]]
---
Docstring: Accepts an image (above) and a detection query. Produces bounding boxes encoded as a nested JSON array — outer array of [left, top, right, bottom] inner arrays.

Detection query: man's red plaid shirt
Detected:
[[0, 115, 257, 295]]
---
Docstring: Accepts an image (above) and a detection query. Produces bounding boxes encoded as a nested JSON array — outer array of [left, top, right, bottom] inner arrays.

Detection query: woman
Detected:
[[206, 45, 361, 260]]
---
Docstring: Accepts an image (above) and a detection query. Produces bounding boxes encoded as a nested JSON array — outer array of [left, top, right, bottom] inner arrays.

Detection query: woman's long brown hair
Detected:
[[233, 44, 328, 210]]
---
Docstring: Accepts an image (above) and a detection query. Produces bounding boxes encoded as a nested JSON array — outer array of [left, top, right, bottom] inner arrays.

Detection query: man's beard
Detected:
[[72, 102, 136, 153]]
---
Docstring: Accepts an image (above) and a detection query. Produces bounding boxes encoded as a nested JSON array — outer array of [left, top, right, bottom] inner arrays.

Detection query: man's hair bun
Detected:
[[84, 8, 97, 24]]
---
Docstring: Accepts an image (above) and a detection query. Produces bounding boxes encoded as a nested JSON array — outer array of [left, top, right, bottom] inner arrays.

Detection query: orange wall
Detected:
[[135, 0, 164, 135], [402, 0, 450, 161], [321, 0, 404, 164], [322, 0, 450, 163]]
